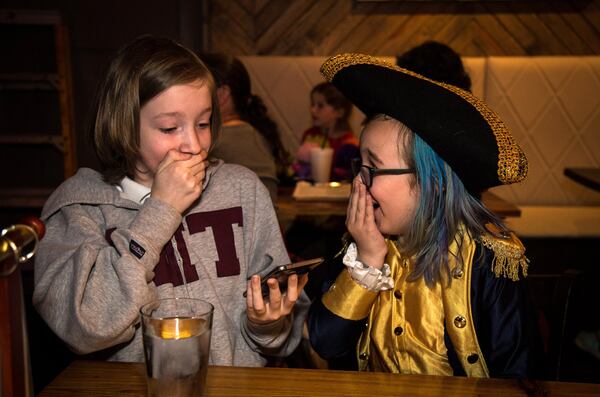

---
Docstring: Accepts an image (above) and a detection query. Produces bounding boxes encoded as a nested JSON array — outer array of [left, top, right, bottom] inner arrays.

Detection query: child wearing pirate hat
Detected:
[[308, 54, 541, 377]]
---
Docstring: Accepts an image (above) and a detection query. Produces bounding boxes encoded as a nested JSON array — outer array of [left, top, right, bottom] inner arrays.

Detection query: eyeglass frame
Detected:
[[351, 158, 415, 188]]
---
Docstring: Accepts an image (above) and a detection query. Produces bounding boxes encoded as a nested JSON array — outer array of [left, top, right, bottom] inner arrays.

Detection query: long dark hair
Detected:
[[201, 53, 289, 168]]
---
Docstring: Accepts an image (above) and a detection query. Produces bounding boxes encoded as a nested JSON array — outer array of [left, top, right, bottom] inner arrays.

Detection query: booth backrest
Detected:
[[239, 55, 600, 207], [484, 56, 600, 207]]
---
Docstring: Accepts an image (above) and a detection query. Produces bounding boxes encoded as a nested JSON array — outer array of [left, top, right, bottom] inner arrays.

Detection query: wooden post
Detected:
[[0, 265, 33, 397]]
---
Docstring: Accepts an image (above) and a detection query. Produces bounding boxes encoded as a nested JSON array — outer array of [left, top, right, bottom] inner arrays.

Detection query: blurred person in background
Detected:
[[293, 82, 358, 182], [203, 53, 289, 201], [396, 40, 472, 92]]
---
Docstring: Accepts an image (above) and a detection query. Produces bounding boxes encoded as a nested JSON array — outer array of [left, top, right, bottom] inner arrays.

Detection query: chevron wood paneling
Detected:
[[205, 0, 600, 56]]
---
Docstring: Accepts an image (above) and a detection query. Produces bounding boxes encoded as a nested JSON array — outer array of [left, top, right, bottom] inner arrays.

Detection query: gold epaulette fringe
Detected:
[[480, 223, 529, 281]]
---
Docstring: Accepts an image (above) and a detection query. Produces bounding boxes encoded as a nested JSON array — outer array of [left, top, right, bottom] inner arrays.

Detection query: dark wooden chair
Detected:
[[1, 253, 34, 396], [525, 269, 581, 381], [1, 218, 45, 396]]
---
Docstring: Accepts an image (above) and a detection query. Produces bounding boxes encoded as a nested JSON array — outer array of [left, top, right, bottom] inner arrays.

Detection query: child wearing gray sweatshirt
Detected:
[[33, 35, 309, 366]]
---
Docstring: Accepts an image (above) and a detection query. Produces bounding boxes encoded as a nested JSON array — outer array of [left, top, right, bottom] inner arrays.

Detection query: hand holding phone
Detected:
[[243, 257, 324, 297]]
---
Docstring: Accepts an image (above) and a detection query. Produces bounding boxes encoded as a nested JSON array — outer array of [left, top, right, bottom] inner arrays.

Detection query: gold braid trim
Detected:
[[479, 223, 529, 281], [320, 53, 528, 185]]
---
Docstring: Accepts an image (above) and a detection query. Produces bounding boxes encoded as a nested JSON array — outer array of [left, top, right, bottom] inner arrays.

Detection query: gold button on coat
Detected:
[[467, 353, 479, 364], [452, 268, 464, 279], [454, 315, 467, 328]]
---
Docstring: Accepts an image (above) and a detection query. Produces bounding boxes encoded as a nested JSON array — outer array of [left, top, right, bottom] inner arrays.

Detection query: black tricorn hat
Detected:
[[320, 53, 528, 192]]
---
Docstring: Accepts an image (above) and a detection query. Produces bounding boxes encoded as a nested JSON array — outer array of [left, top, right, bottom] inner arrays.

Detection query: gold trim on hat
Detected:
[[320, 53, 528, 185]]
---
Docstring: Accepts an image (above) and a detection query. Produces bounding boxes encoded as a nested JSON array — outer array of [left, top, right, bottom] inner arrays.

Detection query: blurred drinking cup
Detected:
[[310, 147, 334, 183], [141, 298, 213, 397]]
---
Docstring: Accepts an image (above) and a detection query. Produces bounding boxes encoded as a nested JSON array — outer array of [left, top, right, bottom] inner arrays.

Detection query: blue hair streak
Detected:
[[390, 118, 507, 287]]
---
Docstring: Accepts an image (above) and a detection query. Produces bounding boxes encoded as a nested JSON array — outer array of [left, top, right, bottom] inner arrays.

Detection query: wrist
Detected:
[[150, 193, 183, 214], [246, 314, 287, 331], [357, 256, 385, 270], [356, 248, 387, 270], [342, 243, 394, 291]]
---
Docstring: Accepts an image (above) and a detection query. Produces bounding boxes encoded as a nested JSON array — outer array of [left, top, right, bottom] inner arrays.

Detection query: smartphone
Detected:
[[243, 257, 324, 297]]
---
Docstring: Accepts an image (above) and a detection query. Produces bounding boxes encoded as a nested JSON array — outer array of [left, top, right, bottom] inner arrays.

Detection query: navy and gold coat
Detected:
[[308, 228, 541, 378]]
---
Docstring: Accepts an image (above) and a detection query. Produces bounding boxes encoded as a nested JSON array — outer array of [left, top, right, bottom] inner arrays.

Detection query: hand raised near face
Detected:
[[346, 176, 387, 269], [151, 149, 209, 214]]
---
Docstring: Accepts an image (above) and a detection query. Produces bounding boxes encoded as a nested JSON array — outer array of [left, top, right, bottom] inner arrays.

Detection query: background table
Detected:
[[276, 187, 521, 220], [564, 168, 600, 192], [39, 360, 600, 397]]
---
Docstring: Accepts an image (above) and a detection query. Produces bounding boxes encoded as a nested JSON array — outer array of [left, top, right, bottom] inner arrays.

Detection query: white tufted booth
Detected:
[[239, 55, 600, 236]]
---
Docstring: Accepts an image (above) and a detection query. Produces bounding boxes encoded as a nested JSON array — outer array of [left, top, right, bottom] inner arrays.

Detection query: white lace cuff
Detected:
[[342, 242, 394, 291]]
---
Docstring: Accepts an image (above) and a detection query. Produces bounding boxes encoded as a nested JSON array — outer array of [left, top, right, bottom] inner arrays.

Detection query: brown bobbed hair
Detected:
[[311, 81, 353, 132], [91, 35, 220, 184]]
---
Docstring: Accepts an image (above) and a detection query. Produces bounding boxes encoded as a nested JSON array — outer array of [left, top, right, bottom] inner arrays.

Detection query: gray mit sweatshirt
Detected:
[[33, 162, 309, 366]]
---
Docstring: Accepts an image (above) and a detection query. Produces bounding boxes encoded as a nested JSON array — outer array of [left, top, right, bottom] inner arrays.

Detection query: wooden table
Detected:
[[276, 188, 521, 219], [39, 360, 600, 397], [564, 167, 600, 192]]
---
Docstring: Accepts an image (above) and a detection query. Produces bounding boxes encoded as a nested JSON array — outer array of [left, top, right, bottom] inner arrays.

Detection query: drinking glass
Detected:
[[140, 298, 213, 397]]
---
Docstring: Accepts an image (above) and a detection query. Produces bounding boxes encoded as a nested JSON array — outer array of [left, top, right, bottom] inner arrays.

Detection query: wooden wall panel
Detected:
[[204, 0, 600, 56]]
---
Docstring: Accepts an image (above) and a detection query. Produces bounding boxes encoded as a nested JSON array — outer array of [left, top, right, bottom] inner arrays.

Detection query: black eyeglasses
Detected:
[[351, 158, 415, 188]]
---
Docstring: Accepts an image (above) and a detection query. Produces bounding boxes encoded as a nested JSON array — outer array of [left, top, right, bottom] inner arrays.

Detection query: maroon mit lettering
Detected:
[[153, 207, 243, 286], [186, 207, 243, 277]]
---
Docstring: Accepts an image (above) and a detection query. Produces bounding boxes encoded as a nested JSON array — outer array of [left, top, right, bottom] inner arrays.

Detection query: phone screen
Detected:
[[243, 257, 324, 297]]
